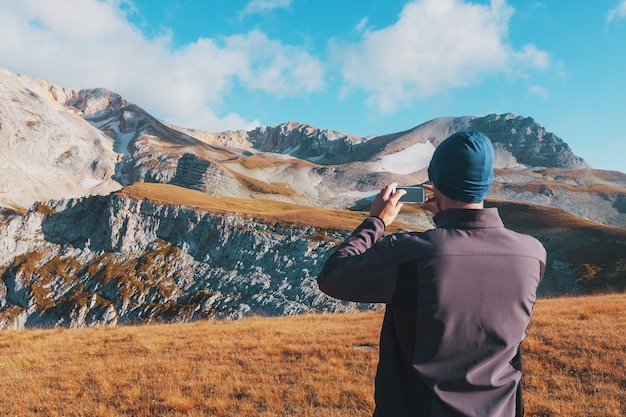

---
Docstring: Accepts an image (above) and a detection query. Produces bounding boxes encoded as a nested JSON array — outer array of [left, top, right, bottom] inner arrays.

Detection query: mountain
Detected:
[[3, 66, 625, 227], [0, 68, 121, 213], [1, 66, 625, 329], [0, 184, 364, 329]]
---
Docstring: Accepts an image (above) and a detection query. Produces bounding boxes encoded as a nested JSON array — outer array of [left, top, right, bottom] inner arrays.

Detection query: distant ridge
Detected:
[[0, 65, 605, 218]]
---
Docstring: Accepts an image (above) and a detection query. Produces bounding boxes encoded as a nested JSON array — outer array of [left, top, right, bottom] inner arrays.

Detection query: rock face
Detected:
[[0, 192, 375, 330], [460, 113, 588, 169], [0, 68, 122, 212], [245, 122, 365, 164], [227, 114, 588, 170]]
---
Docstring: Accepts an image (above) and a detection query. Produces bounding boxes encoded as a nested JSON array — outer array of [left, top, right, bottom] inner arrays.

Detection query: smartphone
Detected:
[[396, 186, 425, 204]]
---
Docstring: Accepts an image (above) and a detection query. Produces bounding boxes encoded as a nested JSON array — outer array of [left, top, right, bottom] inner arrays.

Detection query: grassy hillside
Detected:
[[118, 182, 414, 232], [0, 293, 623, 417], [488, 199, 626, 293]]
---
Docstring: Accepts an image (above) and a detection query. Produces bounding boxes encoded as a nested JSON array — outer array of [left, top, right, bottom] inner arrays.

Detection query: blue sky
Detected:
[[1, 0, 625, 172]]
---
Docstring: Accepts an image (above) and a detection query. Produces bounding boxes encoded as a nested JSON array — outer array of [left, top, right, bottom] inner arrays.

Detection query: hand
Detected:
[[369, 183, 405, 227], [420, 183, 439, 215]]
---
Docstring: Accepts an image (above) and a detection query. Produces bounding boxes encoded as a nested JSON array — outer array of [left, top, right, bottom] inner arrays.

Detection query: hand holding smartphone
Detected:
[[395, 186, 425, 204]]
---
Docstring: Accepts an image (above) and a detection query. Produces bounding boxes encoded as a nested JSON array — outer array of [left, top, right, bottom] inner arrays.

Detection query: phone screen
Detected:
[[397, 187, 425, 204]]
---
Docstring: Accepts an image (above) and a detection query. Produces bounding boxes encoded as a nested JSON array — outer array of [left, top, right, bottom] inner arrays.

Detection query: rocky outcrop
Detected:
[[0, 192, 369, 330], [463, 113, 588, 169], [247, 122, 365, 164], [170, 153, 245, 196], [0, 68, 122, 211]]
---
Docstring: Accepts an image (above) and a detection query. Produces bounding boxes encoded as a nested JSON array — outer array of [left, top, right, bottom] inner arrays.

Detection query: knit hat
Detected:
[[427, 131, 494, 203]]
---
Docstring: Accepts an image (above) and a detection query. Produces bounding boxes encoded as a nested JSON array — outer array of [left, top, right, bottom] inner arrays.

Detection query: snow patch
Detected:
[[80, 178, 104, 188], [377, 142, 435, 175], [115, 131, 135, 154], [339, 190, 377, 199]]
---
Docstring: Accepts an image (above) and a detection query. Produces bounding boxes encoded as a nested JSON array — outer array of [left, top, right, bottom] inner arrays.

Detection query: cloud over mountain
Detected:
[[0, 0, 554, 133], [0, 0, 322, 132], [332, 0, 551, 112]]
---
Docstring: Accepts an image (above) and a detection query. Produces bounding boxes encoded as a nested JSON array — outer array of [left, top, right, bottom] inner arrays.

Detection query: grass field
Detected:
[[0, 293, 624, 417]]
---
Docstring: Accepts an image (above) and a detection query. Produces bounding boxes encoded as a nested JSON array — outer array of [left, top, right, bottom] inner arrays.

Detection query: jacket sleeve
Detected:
[[317, 216, 398, 303]]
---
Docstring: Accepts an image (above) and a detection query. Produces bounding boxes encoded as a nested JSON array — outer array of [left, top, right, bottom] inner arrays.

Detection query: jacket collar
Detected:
[[433, 207, 504, 229]]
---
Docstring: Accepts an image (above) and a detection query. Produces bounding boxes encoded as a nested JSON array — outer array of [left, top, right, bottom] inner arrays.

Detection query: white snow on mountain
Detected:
[[377, 142, 435, 175]]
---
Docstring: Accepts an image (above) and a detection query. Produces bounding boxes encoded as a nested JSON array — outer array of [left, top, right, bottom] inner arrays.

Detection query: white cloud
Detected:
[[607, 1, 626, 23], [0, 0, 321, 132], [528, 85, 549, 99], [515, 44, 551, 69], [242, 0, 292, 16], [223, 31, 324, 96], [332, 0, 551, 112], [354, 17, 370, 33]]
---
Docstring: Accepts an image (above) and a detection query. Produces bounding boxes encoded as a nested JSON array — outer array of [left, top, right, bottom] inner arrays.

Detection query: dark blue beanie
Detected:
[[427, 131, 494, 203]]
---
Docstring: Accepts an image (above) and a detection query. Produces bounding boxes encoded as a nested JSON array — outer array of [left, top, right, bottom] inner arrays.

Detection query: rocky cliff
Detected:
[[460, 113, 588, 169], [0, 187, 375, 330], [2, 181, 625, 330]]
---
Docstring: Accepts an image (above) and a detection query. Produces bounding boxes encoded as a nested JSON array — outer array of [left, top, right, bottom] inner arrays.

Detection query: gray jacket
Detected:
[[318, 208, 546, 417]]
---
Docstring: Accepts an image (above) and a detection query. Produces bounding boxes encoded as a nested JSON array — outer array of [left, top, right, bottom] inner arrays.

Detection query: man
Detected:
[[317, 131, 546, 417]]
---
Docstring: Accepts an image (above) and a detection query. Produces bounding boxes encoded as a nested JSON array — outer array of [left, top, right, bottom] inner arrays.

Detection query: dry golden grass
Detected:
[[0, 311, 380, 417], [234, 154, 318, 170], [0, 294, 623, 416], [523, 293, 626, 417], [230, 171, 297, 197], [116, 182, 412, 233]]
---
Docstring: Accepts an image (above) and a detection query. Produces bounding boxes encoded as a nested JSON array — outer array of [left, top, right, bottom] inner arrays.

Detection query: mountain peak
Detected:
[[463, 113, 588, 169], [64, 88, 130, 118]]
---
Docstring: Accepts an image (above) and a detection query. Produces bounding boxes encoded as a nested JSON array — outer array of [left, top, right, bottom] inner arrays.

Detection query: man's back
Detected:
[[373, 208, 546, 416]]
